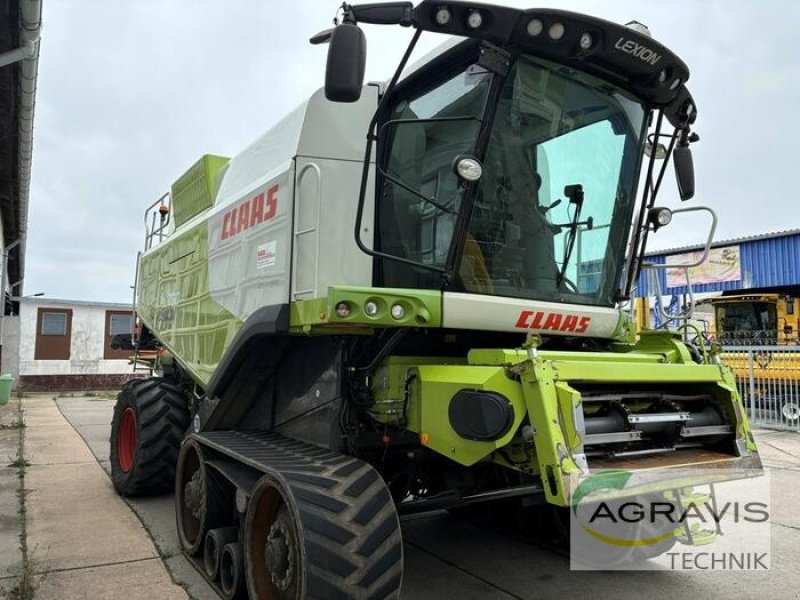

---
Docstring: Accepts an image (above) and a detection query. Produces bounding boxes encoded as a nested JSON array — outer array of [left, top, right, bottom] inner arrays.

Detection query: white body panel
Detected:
[[443, 292, 622, 338], [292, 158, 375, 301], [208, 170, 293, 320], [201, 86, 379, 319]]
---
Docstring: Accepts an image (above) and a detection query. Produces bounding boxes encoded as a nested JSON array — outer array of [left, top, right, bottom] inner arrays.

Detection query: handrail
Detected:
[[641, 206, 718, 324], [293, 162, 322, 299], [144, 192, 171, 250]]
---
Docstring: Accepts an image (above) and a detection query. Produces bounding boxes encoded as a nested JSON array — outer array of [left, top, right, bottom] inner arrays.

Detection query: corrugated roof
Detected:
[[637, 228, 800, 297], [646, 228, 800, 257], [0, 0, 41, 294], [20, 297, 132, 310]]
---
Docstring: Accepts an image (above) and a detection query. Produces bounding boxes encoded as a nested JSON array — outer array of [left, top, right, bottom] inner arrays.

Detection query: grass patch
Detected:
[[87, 391, 117, 401], [1, 397, 40, 600], [8, 457, 29, 469], [0, 418, 25, 431]]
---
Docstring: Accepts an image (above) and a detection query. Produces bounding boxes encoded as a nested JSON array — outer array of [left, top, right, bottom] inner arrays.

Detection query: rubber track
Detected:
[[194, 431, 403, 600], [111, 378, 190, 496]]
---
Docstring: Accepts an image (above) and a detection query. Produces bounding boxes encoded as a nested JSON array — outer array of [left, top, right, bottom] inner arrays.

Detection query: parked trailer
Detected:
[[110, 2, 761, 597]]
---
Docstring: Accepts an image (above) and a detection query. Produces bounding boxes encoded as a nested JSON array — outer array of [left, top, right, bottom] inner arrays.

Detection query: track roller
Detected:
[[175, 439, 228, 555], [220, 541, 246, 599], [204, 526, 239, 580]]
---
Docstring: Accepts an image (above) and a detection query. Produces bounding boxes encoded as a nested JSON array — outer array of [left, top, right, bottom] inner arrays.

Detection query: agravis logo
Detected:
[[571, 470, 675, 548], [569, 468, 770, 571]]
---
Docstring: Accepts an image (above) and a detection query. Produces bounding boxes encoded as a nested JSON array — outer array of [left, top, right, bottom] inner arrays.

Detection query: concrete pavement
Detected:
[[0, 399, 23, 589], [5, 393, 800, 599], [0, 395, 186, 600]]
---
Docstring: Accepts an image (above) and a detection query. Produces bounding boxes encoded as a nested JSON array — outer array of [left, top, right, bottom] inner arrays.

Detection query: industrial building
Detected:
[[0, 296, 138, 392], [637, 228, 800, 298]]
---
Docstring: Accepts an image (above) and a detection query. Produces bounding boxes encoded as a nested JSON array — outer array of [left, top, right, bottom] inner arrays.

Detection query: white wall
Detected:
[[1, 316, 20, 381], [18, 299, 133, 376]]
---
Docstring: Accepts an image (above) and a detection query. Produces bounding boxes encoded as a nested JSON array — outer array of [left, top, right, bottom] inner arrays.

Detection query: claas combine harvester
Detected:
[[109, 2, 762, 598]]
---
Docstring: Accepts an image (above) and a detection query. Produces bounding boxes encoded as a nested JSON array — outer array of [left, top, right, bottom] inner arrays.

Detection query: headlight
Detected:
[[335, 302, 351, 318], [453, 156, 483, 182], [647, 207, 673, 231], [364, 301, 379, 317], [391, 304, 406, 320]]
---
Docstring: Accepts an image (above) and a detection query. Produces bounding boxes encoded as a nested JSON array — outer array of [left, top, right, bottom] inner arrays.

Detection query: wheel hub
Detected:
[[264, 520, 295, 590], [118, 408, 137, 473], [184, 470, 205, 520]]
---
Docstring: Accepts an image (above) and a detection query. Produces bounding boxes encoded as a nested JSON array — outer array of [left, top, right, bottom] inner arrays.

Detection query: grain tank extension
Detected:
[[110, 2, 762, 597]]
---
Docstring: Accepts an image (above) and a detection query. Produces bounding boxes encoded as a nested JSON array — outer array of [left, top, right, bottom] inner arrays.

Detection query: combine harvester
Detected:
[[110, 2, 762, 597], [698, 292, 800, 427]]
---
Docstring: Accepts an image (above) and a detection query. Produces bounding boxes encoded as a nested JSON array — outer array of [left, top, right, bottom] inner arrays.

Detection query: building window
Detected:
[[41, 312, 67, 335], [105, 310, 134, 360], [34, 309, 72, 360]]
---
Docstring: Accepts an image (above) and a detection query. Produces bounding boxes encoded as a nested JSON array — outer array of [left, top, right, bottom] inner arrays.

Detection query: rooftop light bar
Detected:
[[347, 0, 696, 126]]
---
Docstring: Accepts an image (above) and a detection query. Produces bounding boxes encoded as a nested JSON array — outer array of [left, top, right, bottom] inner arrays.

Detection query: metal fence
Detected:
[[722, 345, 800, 431]]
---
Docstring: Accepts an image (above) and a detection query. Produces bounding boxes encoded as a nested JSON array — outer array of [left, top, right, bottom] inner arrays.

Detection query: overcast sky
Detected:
[[23, 0, 800, 302]]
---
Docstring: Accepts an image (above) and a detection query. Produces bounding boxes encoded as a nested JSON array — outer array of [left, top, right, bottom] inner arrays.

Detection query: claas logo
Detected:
[[220, 185, 279, 241], [515, 310, 591, 333]]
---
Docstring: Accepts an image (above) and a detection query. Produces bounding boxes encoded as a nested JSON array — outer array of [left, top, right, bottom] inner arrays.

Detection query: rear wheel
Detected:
[[110, 377, 190, 496]]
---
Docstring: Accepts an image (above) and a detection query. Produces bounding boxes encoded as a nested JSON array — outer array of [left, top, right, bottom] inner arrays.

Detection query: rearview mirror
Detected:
[[674, 145, 695, 201], [325, 23, 366, 102]]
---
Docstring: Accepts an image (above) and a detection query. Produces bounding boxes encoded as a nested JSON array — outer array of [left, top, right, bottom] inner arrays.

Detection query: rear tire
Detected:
[[110, 377, 190, 496]]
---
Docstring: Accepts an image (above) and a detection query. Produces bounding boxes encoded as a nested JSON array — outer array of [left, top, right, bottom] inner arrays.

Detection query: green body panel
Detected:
[[517, 358, 578, 504], [370, 334, 760, 507], [416, 365, 526, 465], [138, 219, 242, 386], [171, 154, 230, 227], [289, 286, 443, 333]]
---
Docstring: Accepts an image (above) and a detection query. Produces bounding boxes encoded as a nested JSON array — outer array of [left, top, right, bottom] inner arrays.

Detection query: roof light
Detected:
[[579, 32, 593, 50], [526, 18, 543, 37], [670, 78, 682, 91], [434, 6, 451, 26], [625, 21, 652, 37], [466, 10, 482, 29], [658, 69, 668, 83], [548, 22, 565, 40]]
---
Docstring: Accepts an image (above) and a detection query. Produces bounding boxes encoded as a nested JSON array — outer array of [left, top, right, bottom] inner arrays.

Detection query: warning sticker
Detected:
[[257, 241, 277, 269]]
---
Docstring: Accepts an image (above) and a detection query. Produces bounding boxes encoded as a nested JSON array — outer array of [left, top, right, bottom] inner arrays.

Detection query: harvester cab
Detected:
[[317, 0, 700, 309], [111, 2, 762, 595]]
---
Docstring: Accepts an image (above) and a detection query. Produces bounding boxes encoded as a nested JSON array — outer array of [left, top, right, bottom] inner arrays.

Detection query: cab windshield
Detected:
[[377, 54, 647, 307], [715, 302, 778, 344]]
